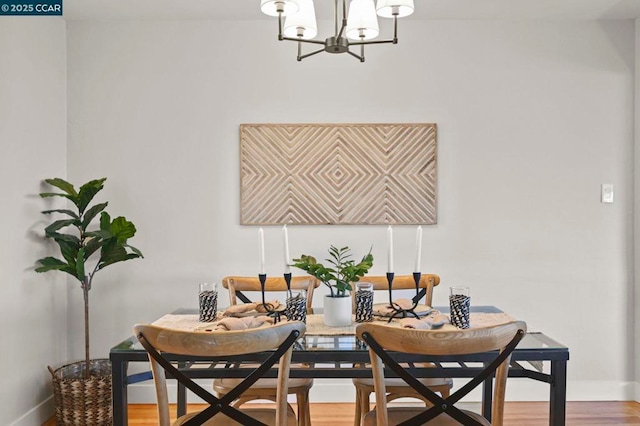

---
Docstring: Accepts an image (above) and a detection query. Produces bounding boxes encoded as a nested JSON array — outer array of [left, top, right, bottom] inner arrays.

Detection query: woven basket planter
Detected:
[[49, 359, 112, 425]]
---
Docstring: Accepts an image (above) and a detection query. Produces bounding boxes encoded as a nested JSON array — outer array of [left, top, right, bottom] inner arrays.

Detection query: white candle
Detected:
[[414, 225, 423, 272], [258, 228, 266, 275], [283, 224, 290, 274], [387, 225, 394, 273]]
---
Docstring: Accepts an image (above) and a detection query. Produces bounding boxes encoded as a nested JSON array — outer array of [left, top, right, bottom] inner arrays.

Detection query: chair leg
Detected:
[[296, 389, 311, 426], [353, 388, 362, 426], [356, 387, 370, 426]]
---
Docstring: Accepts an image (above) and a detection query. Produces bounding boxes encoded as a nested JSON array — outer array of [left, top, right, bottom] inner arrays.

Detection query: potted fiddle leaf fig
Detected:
[[36, 177, 143, 426], [293, 246, 373, 326]]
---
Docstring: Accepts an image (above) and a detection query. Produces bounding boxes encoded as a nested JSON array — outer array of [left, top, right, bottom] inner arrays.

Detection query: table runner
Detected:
[[152, 311, 515, 335]]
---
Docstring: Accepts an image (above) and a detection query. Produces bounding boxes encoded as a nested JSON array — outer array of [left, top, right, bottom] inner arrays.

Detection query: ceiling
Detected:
[[63, 0, 640, 21]]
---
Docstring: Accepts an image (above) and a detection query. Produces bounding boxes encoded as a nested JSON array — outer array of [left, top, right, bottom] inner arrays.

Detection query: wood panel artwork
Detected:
[[240, 123, 437, 225]]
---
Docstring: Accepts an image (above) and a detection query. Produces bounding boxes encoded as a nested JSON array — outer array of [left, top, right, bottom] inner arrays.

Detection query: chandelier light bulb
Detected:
[[346, 0, 379, 40], [376, 0, 414, 18], [284, 0, 318, 39], [261, 0, 300, 17]]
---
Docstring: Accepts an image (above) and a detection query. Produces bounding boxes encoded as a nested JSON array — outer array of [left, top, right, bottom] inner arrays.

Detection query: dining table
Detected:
[[110, 306, 569, 426]]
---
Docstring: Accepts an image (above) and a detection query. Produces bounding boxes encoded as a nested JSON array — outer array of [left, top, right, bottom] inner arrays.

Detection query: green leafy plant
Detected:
[[36, 177, 143, 377], [293, 246, 373, 297]]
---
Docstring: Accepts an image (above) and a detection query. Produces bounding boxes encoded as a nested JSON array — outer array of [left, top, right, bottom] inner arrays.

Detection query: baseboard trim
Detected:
[[127, 379, 636, 404], [9, 396, 54, 426], [572, 380, 635, 401]]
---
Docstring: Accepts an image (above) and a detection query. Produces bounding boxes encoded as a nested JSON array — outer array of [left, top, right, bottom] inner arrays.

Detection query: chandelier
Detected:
[[260, 0, 415, 62]]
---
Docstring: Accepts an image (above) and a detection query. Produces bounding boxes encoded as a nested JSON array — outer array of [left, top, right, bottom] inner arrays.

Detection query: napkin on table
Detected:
[[223, 303, 259, 316], [255, 300, 282, 313], [223, 300, 282, 316], [197, 315, 274, 331]]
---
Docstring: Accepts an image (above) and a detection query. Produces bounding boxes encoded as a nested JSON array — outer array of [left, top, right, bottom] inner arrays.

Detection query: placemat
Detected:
[[305, 314, 357, 335], [151, 312, 516, 335], [153, 314, 205, 330]]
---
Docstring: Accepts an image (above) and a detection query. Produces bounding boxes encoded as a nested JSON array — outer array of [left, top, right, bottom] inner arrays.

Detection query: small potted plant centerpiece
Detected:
[[293, 246, 373, 327], [35, 177, 143, 425]]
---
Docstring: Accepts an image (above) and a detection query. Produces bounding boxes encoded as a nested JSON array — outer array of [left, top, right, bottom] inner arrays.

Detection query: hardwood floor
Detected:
[[43, 401, 640, 425]]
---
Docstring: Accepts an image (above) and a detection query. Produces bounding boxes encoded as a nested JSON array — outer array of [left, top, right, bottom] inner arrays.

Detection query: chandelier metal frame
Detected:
[[270, 0, 406, 62]]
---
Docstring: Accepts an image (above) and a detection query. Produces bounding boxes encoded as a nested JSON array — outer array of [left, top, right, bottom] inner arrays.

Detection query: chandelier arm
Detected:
[[298, 47, 325, 61], [393, 15, 398, 43], [281, 37, 326, 45], [336, 19, 347, 38], [349, 39, 396, 46], [332, 0, 349, 35], [347, 50, 365, 62], [277, 12, 283, 41], [336, 20, 347, 39]]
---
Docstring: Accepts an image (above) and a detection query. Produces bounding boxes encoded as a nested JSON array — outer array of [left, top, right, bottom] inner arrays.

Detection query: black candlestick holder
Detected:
[[385, 271, 422, 322], [284, 272, 292, 299], [258, 273, 281, 322], [284, 271, 308, 323]]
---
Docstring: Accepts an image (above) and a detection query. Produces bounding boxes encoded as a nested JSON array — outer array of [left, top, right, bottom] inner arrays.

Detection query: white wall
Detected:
[[66, 19, 636, 401], [0, 19, 67, 425]]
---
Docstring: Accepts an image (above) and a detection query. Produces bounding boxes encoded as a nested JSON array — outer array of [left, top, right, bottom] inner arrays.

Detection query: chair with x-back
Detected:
[[134, 321, 304, 425], [352, 274, 453, 426], [356, 320, 527, 426], [215, 275, 320, 426], [223, 275, 320, 315]]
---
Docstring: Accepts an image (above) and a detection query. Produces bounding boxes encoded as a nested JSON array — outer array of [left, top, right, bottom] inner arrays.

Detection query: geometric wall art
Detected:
[[240, 123, 437, 225]]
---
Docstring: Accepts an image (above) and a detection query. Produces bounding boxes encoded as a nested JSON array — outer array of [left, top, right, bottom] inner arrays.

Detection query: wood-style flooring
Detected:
[[43, 401, 640, 425]]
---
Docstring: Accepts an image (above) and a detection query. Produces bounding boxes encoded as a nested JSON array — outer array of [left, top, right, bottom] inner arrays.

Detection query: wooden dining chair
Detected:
[[223, 275, 320, 315], [356, 321, 527, 426], [351, 274, 440, 312], [352, 274, 454, 426], [215, 275, 321, 426], [134, 321, 304, 425]]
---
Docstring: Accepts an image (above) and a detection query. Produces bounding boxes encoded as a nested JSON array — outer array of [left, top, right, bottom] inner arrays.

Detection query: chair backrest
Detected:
[[222, 275, 321, 313], [356, 320, 527, 426], [134, 321, 305, 426], [356, 274, 440, 306]]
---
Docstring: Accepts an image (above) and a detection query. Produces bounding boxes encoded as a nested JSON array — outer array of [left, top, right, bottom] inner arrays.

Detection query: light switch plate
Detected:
[[601, 184, 614, 203]]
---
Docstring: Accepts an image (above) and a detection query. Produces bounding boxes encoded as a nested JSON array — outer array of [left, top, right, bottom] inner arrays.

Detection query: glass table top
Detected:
[[111, 306, 567, 357]]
